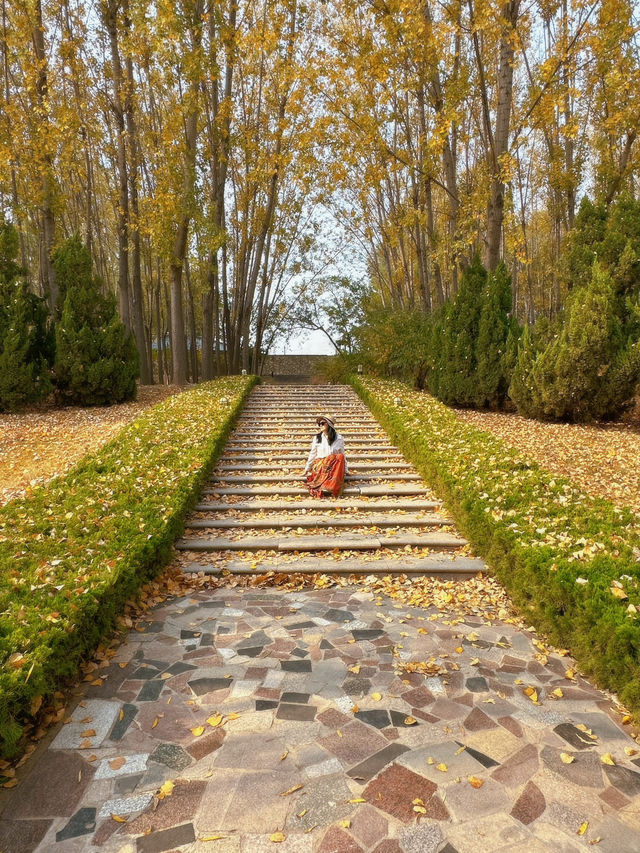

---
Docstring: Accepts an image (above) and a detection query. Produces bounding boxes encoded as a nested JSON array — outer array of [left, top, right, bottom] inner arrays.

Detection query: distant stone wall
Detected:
[[260, 354, 334, 376]]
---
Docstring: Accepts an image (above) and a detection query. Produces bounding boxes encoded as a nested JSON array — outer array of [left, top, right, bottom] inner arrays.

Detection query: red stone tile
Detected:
[[463, 707, 499, 732], [244, 666, 268, 679], [254, 687, 281, 700], [320, 721, 388, 764], [363, 764, 439, 823], [410, 709, 439, 724], [317, 708, 354, 729], [372, 841, 402, 853], [350, 805, 388, 848], [491, 743, 538, 788], [126, 781, 206, 833], [318, 826, 364, 853], [510, 781, 546, 825], [1, 751, 95, 819], [382, 728, 399, 741], [456, 692, 474, 707]]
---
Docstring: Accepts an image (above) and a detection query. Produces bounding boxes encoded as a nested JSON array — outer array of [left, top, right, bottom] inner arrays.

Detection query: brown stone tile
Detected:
[[498, 715, 524, 738], [456, 692, 474, 707], [126, 780, 206, 833], [363, 764, 439, 823], [401, 687, 434, 708], [319, 721, 388, 764], [463, 707, 499, 732], [372, 841, 402, 853], [491, 743, 539, 788], [187, 728, 226, 760], [382, 728, 400, 741], [0, 819, 51, 853], [599, 786, 630, 811], [1, 751, 95, 820], [410, 709, 439, 724], [92, 817, 121, 847], [510, 781, 546, 825], [349, 804, 388, 848], [255, 687, 281, 700], [318, 826, 364, 853], [317, 708, 352, 728]]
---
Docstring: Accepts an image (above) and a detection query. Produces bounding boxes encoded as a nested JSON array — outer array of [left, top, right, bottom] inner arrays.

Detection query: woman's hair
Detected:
[[316, 425, 337, 445]]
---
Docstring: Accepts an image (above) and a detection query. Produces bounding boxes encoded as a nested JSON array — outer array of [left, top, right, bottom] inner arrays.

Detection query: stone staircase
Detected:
[[178, 384, 485, 577]]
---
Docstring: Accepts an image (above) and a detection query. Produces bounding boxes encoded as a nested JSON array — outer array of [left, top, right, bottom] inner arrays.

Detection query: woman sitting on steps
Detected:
[[303, 415, 348, 498]]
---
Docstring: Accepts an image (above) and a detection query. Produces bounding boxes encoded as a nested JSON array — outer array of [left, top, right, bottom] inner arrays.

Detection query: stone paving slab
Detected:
[[2, 585, 638, 853]]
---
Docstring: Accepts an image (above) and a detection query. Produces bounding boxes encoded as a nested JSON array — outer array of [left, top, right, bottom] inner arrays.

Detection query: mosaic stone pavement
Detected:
[[1, 585, 638, 853]]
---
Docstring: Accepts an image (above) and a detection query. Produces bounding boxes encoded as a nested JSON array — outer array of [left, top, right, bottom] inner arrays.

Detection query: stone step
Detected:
[[194, 500, 441, 512], [209, 473, 422, 484], [186, 513, 450, 530], [203, 485, 430, 496], [221, 453, 406, 462], [225, 438, 394, 446], [182, 554, 485, 578], [214, 462, 414, 472], [176, 531, 466, 552]]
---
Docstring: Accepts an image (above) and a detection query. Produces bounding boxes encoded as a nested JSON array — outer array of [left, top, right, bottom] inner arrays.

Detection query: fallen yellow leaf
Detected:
[[468, 776, 484, 788], [436, 763, 448, 772], [577, 821, 588, 836], [280, 784, 303, 797], [111, 814, 127, 823], [270, 830, 286, 843], [338, 819, 351, 828], [207, 714, 223, 728], [560, 753, 575, 764], [348, 797, 366, 803], [200, 835, 226, 842], [371, 692, 382, 701], [158, 780, 174, 799], [404, 716, 417, 726], [600, 753, 615, 765], [191, 726, 205, 737]]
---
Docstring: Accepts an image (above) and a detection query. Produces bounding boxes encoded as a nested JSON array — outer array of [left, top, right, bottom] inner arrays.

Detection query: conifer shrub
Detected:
[[509, 263, 639, 421], [435, 256, 487, 406], [0, 375, 256, 759], [475, 262, 514, 408], [53, 235, 139, 405], [0, 221, 51, 411]]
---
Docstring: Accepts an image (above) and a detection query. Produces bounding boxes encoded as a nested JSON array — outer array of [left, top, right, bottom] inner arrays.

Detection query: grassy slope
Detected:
[[0, 375, 257, 758]]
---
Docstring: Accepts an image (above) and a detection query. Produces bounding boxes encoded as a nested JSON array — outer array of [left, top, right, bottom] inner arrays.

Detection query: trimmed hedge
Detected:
[[351, 375, 640, 712], [0, 375, 257, 758]]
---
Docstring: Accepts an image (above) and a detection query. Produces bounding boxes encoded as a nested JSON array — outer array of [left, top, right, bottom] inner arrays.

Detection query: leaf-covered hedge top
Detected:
[[355, 376, 639, 600], [0, 376, 253, 666]]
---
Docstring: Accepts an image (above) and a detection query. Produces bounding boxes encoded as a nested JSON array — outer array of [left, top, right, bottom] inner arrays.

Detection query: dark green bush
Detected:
[[0, 375, 256, 759], [509, 262, 639, 421], [475, 262, 514, 408], [0, 221, 51, 411], [351, 375, 640, 712], [53, 235, 139, 405]]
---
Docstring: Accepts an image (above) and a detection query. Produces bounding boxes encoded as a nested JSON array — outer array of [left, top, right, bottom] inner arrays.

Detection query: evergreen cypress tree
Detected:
[[512, 262, 639, 421], [0, 220, 51, 411], [53, 235, 139, 405], [475, 262, 512, 407], [438, 256, 487, 406], [502, 316, 522, 394], [508, 324, 539, 417]]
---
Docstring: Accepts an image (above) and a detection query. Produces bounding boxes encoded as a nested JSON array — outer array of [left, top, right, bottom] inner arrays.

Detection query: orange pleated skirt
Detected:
[[305, 453, 346, 498]]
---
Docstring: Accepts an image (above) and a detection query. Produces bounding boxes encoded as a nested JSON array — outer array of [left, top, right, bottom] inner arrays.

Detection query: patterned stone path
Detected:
[[177, 384, 484, 577], [1, 586, 638, 852]]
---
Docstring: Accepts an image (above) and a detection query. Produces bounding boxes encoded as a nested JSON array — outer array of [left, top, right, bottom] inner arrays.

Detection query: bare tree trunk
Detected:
[[185, 255, 198, 382], [103, 0, 131, 329], [32, 0, 57, 311], [470, 0, 520, 271], [124, 0, 151, 382]]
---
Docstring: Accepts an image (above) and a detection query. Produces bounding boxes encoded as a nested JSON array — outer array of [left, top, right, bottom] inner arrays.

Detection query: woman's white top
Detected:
[[305, 432, 348, 473]]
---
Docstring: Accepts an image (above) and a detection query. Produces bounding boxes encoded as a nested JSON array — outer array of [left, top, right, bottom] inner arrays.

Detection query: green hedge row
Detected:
[[351, 376, 640, 712], [0, 375, 257, 758]]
